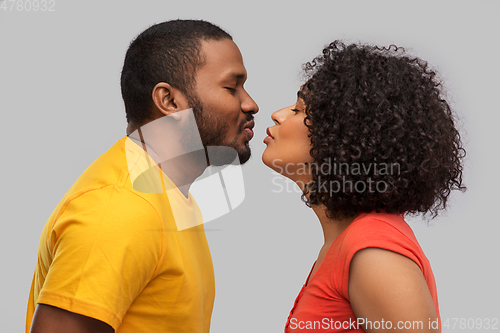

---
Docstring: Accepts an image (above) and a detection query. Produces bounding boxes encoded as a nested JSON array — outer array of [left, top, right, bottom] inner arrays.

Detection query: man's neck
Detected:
[[157, 149, 208, 198]]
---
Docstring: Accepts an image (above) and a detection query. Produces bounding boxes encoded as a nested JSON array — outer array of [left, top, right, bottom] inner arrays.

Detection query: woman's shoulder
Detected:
[[329, 211, 435, 299], [342, 211, 418, 246], [334, 211, 427, 272]]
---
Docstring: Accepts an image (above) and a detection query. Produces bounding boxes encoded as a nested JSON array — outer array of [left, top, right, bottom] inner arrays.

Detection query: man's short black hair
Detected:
[[120, 19, 232, 125]]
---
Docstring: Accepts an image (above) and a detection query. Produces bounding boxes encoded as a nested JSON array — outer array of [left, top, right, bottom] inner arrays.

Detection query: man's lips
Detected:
[[244, 120, 255, 140]]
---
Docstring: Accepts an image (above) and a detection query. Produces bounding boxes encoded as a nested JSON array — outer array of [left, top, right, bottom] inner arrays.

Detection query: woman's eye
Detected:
[[291, 108, 300, 113]]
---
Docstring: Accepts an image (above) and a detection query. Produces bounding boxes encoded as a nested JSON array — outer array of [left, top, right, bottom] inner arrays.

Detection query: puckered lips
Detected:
[[243, 120, 255, 141], [263, 127, 274, 144]]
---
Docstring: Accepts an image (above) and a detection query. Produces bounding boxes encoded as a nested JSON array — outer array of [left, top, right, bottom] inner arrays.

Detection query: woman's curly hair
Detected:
[[301, 40, 466, 219]]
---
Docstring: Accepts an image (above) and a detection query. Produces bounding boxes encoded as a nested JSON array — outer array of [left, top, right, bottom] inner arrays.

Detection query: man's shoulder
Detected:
[[54, 185, 162, 233], [68, 136, 130, 193], [49, 137, 163, 223]]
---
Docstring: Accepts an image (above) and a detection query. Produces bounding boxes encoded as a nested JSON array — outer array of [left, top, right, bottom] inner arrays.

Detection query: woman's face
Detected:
[[262, 96, 314, 184]]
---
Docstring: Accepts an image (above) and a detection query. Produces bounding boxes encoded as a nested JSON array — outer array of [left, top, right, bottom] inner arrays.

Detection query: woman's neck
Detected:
[[293, 175, 357, 246], [310, 204, 357, 246]]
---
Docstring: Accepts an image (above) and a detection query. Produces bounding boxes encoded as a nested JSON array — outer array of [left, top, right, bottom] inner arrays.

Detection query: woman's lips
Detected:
[[264, 127, 274, 144]]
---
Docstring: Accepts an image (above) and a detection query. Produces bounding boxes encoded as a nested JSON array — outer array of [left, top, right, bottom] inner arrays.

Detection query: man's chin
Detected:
[[205, 145, 251, 166], [237, 149, 251, 165], [236, 141, 251, 165]]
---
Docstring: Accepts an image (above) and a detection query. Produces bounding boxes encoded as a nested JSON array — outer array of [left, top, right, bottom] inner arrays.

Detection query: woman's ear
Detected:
[[151, 82, 190, 116]]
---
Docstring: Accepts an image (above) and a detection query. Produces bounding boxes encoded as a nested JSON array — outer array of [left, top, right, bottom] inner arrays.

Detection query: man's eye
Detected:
[[225, 87, 237, 93]]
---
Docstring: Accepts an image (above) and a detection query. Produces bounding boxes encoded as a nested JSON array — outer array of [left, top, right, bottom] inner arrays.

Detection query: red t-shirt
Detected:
[[284, 211, 441, 332]]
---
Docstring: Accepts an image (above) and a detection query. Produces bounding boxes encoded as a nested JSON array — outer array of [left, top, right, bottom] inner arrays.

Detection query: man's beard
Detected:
[[186, 92, 252, 166]]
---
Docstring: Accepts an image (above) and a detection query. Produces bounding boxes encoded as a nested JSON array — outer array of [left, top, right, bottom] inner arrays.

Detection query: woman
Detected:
[[262, 41, 465, 333]]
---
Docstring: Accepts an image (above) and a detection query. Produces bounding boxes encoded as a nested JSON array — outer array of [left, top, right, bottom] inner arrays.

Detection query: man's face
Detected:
[[189, 39, 259, 165]]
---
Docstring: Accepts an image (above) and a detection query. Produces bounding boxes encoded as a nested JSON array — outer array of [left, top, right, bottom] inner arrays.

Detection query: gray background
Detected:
[[1, 0, 499, 332]]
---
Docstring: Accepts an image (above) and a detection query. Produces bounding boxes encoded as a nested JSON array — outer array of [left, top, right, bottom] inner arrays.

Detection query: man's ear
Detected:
[[151, 82, 190, 117]]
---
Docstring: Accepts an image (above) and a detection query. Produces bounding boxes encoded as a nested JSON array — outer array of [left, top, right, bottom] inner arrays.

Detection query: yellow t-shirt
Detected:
[[26, 136, 215, 332]]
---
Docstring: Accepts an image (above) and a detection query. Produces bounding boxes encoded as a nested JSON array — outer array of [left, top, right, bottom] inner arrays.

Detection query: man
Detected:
[[26, 19, 258, 333]]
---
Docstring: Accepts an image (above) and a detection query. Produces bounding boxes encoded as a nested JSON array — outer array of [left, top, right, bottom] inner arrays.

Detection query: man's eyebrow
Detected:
[[223, 71, 247, 81]]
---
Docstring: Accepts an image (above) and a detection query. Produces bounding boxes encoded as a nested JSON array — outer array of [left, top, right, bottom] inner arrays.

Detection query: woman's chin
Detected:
[[261, 153, 283, 173], [261, 149, 274, 169]]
